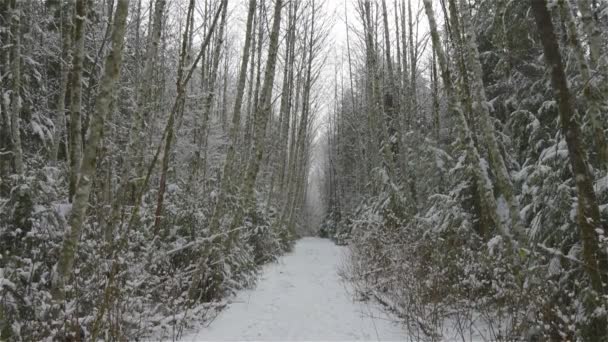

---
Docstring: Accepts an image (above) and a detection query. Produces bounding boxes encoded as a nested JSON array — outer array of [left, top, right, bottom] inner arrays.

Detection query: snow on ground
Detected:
[[179, 237, 406, 341]]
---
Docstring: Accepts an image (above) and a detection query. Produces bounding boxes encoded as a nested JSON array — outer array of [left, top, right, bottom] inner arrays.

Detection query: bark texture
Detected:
[[53, 0, 130, 301], [531, 0, 607, 337]]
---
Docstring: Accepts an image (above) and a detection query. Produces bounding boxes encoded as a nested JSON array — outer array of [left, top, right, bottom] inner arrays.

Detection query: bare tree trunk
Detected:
[[153, 0, 225, 234], [187, 0, 265, 303], [68, 0, 87, 199], [116, 1, 224, 313], [242, 0, 284, 211], [423, 0, 500, 239], [400, 0, 409, 107], [344, 4, 368, 193], [558, 0, 608, 168], [284, 0, 325, 235], [381, 0, 401, 177], [221, 43, 229, 131], [283, 67, 303, 225], [244, 2, 265, 163], [277, 0, 297, 199], [408, 0, 418, 128], [195, 0, 228, 180], [52, 0, 74, 162], [393, 0, 402, 86], [431, 49, 440, 142], [153, 0, 195, 233], [243, 8, 257, 151], [531, 1, 607, 337], [286, 8, 315, 234], [53, 0, 130, 304], [206, 0, 256, 237], [102, 0, 166, 243], [457, 0, 524, 242], [130, 0, 166, 175], [345, 3, 357, 117], [361, 0, 395, 182]]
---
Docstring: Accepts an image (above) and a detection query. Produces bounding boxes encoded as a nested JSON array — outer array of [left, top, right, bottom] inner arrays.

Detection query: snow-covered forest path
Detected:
[[179, 238, 405, 341]]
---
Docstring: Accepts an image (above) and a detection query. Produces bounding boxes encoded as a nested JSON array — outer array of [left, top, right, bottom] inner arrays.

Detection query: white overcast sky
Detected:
[[219, 0, 435, 149]]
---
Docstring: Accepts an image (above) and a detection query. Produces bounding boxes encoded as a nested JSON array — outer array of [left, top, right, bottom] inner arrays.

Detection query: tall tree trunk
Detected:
[[221, 43, 229, 131], [123, 2, 225, 309], [399, 0, 416, 204], [431, 49, 440, 142], [456, 0, 524, 242], [558, 0, 608, 168], [393, 0, 402, 87], [287, 12, 315, 234], [408, 0, 418, 128], [531, 1, 607, 337], [53, 0, 130, 304], [198, 0, 228, 177], [381, 0, 401, 177], [243, 8, 257, 152], [207, 0, 257, 237], [129, 0, 166, 176], [283, 66, 303, 228], [423, 0, 500, 239], [242, 0, 284, 211], [153, 0, 196, 233], [400, 0, 409, 110], [52, 0, 74, 162], [103, 0, 166, 243], [345, 3, 358, 118], [362, 0, 395, 182], [244, 2, 265, 163], [68, 0, 87, 199], [153, 0, 224, 234], [277, 0, 297, 198], [344, 4, 368, 193]]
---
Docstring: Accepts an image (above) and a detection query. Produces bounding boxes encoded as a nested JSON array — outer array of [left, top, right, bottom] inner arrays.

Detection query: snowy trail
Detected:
[[179, 237, 405, 341]]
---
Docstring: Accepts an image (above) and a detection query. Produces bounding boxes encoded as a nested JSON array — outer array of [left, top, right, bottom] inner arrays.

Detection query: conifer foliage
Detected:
[[320, 0, 608, 340], [0, 0, 327, 340]]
